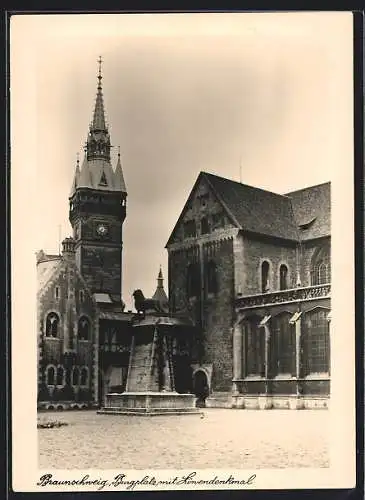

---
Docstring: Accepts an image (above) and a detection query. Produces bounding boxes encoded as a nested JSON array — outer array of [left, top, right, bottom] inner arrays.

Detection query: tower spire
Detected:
[[86, 56, 111, 161], [92, 55, 107, 132]]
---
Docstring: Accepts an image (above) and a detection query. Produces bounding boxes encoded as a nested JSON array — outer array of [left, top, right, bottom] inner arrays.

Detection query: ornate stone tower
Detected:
[[69, 57, 127, 304]]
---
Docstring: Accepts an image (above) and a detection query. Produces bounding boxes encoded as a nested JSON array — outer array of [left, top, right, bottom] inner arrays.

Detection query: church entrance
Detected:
[[193, 369, 209, 407]]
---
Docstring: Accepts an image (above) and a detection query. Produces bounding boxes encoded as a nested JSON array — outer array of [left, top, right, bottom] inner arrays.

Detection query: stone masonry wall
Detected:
[[242, 234, 298, 295]]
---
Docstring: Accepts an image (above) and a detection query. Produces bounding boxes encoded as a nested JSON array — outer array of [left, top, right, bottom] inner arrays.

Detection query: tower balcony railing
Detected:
[[236, 283, 331, 310]]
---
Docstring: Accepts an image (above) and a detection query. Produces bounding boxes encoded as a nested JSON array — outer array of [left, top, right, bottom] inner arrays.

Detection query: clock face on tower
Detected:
[[96, 224, 108, 236]]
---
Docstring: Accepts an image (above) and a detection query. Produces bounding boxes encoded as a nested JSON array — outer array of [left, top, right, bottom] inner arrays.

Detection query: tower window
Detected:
[[55, 287, 60, 300], [279, 264, 289, 290], [261, 261, 270, 293], [79, 290, 85, 303], [201, 217, 210, 235], [78, 316, 90, 341], [45, 313, 59, 337]]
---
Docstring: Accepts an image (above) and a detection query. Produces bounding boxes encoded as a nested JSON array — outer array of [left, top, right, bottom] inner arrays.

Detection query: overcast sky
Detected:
[[11, 12, 353, 309]]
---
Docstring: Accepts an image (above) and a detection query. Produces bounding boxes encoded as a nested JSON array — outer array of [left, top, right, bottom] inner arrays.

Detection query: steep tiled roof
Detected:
[[166, 172, 331, 245], [286, 182, 331, 241], [203, 172, 299, 241]]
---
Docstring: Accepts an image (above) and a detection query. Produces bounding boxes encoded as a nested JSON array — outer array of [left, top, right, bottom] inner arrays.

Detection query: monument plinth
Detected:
[[97, 314, 199, 416]]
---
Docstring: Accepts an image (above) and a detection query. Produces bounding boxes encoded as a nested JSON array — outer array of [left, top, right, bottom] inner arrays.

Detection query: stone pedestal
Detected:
[[97, 391, 199, 416], [97, 315, 200, 416]]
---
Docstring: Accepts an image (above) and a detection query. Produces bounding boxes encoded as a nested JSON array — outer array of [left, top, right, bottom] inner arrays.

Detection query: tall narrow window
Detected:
[[302, 308, 330, 375], [47, 366, 55, 385], [271, 312, 295, 376], [56, 366, 64, 386], [72, 367, 80, 385], [78, 317, 90, 341], [243, 316, 265, 377], [261, 261, 270, 293], [45, 313, 59, 338], [80, 367, 88, 386], [201, 217, 210, 235], [79, 290, 85, 303], [55, 287, 60, 300], [187, 263, 200, 298], [311, 244, 331, 285], [205, 260, 218, 295], [279, 264, 288, 290]]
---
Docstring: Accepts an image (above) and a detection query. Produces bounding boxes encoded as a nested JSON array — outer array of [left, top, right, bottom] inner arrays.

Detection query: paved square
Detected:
[[38, 409, 329, 470]]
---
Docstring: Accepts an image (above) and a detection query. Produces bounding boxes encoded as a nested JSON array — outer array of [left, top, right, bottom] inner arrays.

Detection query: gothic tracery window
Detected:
[[270, 312, 295, 376], [243, 316, 265, 377], [78, 317, 90, 341], [302, 308, 330, 375], [311, 244, 331, 285], [45, 313, 59, 338]]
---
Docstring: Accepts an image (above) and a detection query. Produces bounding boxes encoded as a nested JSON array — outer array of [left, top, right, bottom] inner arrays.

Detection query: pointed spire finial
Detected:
[[76, 152, 80, 165], [97, 55, 103, 88], [157, 265, 164, 287], [118, 145, 121, 158]]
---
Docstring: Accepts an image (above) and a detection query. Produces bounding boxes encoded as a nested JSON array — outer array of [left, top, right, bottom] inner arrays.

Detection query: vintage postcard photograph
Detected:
[[10, 11, 355, 492]]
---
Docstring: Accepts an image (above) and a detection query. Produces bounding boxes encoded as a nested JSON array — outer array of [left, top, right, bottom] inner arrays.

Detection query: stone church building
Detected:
[[37, 62, 331, 411]]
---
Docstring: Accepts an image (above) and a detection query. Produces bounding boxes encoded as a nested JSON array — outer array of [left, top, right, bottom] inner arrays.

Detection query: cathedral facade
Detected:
[[37, 62, 331, 410]]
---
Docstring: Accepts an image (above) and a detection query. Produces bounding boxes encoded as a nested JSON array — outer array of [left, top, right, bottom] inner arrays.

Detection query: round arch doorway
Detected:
[[193, 369, 209, 407]]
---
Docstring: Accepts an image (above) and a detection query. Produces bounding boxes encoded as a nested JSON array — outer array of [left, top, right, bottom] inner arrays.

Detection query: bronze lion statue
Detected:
[[132, 289, 167, 316]]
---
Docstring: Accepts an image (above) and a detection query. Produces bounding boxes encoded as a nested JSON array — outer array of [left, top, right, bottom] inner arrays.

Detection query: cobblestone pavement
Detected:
[[38, 409, 329, 470]]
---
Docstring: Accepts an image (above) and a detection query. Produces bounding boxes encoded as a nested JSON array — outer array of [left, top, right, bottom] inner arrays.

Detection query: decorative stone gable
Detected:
[[168, 176, 237, 246]]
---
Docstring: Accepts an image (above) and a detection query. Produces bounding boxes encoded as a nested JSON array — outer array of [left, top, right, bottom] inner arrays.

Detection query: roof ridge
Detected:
[[285, 181, 331, 196], [201, 171, 290, 199]]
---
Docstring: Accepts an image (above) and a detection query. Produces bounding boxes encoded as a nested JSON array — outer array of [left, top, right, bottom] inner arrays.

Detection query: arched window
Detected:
[[270, 312, 295, 376], [55, 287, 60, 300], [205, 260, 218, 295], [261, 261, 270, 293], [279, 264, 289, 291], [72, 367, 79, 386], [201, 217, 210, 235], [45, 313, 59, 338], [243, 316, 265, 377], [311, 244, 331, 285], [302, 308, 330, 375], [79, 290, 84, 303], [56, 366, 64, 386], [186, 263, 200, 299], [47, 366, 55, 385], [78, 317, 90, 341], [80, 367, 88, 386]]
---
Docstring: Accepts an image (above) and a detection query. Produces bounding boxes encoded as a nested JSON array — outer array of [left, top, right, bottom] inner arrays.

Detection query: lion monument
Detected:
[[132, 289, 167, 316]]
